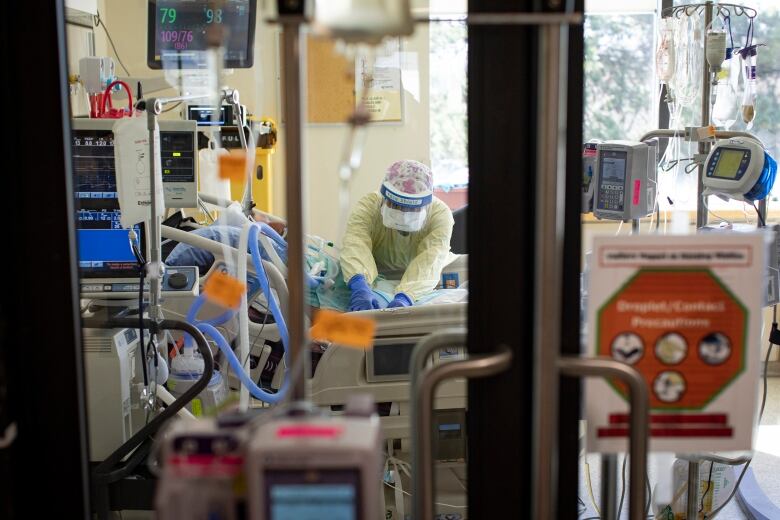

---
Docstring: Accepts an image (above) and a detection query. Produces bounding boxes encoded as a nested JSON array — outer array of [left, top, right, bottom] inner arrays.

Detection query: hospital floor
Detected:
[[579, 376, 780, 519]]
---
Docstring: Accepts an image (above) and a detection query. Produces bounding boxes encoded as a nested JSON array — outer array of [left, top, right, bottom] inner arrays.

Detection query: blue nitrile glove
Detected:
[[387, 293, 413, 308], [348, 274, 380, 312]]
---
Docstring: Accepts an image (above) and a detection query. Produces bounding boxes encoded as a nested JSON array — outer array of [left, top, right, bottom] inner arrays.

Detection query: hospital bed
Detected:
[[161, 219, 470, 515], [160, 221, 469, 424]]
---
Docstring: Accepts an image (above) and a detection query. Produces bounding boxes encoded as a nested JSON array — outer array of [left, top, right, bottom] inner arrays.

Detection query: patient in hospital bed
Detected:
[[165, 223, 467, 313]]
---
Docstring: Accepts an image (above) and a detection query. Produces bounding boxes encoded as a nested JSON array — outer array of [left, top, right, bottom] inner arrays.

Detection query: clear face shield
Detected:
[[381, 199, 428, 232]]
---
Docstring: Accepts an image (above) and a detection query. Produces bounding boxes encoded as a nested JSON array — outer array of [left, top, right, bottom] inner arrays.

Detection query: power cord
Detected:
[[129, 229, 149, 387], [93, 11, 131, 76], [616, 454, 627, 519], [699, 461, 714, 513]]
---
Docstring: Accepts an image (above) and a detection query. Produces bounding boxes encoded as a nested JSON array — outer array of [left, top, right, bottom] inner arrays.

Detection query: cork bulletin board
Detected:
[[304, 36, 403, 124], [306, 37, 355, 123]]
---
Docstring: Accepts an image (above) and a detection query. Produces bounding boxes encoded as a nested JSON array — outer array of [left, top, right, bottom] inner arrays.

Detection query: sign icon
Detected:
[[610, 332, 644, 365], [655, 332, 688, 365], [699, 332, 732, 366], [653, 371, 686, 403]]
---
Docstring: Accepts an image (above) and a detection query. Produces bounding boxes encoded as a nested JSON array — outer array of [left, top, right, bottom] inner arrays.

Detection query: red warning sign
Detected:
[[597, 269, 747, 410]]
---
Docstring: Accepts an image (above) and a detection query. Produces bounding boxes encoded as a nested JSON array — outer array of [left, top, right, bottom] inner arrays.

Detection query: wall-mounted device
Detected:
[[702, 137, 777, 202], [593, 140, 658, 221], [147, 0, 257, 69]]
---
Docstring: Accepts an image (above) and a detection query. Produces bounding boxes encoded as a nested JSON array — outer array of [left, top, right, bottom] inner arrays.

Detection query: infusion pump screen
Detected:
[[265, 470, 359, 520], [597, 150, 628, 212], [713, 149, 748, 179], [148, 0, 255, 69]]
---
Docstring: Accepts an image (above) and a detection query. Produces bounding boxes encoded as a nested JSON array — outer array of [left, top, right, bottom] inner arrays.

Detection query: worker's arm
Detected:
[[395, 201, 454, 301], [340, 193, 381, 285]]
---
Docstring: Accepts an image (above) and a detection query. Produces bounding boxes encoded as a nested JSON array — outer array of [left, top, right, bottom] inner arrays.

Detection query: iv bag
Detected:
[[671, 15, 703, 108], [712, 52, 738, 129], [198, 145, 232, 201], [656, 19, 676, 83], [740, 49, 758, 128]]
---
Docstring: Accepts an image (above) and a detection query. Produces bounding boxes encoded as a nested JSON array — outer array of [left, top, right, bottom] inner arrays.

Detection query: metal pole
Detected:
[[532, 19, 569, 520], [412, 347, 513, 520], [687, 460, 700, 520], [146, 99, 164, 324], [222, 89, 254, 215], [558, 357, 650, 520], [279, 18, 308, 401], [697, 1, 714, 229], [759, 198, 768, 227], [640, 128, 765, 145], [601, 454, 619, 520]]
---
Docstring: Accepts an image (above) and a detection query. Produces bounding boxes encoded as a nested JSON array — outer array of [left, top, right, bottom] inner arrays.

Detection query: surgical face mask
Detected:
[[381, 204, 427, 232]]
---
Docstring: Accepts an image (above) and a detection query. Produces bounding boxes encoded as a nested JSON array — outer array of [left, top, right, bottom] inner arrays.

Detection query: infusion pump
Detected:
[[592, 140, 658, 221]]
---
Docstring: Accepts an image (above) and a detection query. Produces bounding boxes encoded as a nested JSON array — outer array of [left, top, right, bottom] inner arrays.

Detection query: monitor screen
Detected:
[[72, 128, 143, 279], [160, 130, 196, 182], [187, 105, 232, 126], [265, 470, 360, 520], [599, 150, 628, 185], [371, 343, 415, 378], [713, 149, 748, 179], [148, 0, 256, 69], [596, 149, 628, 212]]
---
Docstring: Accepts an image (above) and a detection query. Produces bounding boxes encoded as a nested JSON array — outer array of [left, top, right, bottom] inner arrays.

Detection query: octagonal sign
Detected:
[[597, 268, 747, 410]]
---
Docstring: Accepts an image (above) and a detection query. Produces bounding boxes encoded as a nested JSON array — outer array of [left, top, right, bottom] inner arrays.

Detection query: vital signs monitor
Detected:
[[147, 0, 257, 69]]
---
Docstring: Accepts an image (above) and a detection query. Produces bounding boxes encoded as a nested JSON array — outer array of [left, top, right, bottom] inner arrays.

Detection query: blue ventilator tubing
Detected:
[[247, 224, 290, 348], [195, 321, 289, 404], [257, 222, 319, 288], [182, 222, 291, 403]]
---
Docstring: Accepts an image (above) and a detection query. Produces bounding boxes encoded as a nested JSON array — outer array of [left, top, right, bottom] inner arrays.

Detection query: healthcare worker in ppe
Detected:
[[341, 160, 455, 311]]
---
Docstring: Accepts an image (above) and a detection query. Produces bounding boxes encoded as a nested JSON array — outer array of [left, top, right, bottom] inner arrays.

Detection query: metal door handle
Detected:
[[558, 356, 650, 520], [411, 335, 512, 520], [0, 422, 17, 449]]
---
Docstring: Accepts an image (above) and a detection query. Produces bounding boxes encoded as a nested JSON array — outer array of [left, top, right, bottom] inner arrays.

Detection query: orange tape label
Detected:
[[310, 310, 376, 349], [203, 271, 246, 309], [218, 151, 248, 182]]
